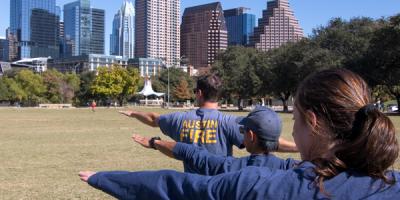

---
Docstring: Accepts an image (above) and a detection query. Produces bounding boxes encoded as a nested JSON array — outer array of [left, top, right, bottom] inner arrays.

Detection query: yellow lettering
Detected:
[[193, 130, 203, 143], [206, 129, 217, 144], [182, 120, 187, 129], [189, 129, 195, 142], [202, 120, 207, 128], [180, 129, 185, 141], [208, 120, 218, 129], [195, 121, 200, 129], [187, 120, 195, 128]]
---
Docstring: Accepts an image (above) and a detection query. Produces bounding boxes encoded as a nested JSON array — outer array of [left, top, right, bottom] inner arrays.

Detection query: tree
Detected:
[[157, 68, 194, 102], [0, 78, 11, 101], [42, 70, 80, 104], [64, 73, 80, 104], [14, 70, 45, 106], [117, 68, 141, 106], [312, 17, 382, 72], [91, 66, 141, 106], [364, 14, 400, 110], [174, 79, 192, 101], [2, 77, 26, 104], [213, 46, 265, 110], [268, 40, 340, 112], [77, 71, 97, 106], [42, 69, 64, 103]]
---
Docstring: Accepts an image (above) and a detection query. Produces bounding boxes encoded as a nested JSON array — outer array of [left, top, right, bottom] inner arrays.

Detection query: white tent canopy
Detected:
[[137, 78, 164, 97]]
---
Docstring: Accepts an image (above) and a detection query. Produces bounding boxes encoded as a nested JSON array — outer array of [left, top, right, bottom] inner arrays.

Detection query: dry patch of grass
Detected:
[[0, 107, 399, 199]]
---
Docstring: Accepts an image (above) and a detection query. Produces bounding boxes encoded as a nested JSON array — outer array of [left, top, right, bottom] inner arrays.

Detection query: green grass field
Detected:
[[0, 107, 399, 199]]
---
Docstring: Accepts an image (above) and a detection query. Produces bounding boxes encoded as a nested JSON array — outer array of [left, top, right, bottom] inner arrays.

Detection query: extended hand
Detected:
[[119, 110, 134, 117], [79, 171, 97, 183], [132, 134, 152, 148]]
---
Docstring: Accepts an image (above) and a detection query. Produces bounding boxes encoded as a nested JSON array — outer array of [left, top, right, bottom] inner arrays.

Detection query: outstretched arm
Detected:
[[132, 134, 176, 158], [79, 167, 279, 200], [132, 134, 243, 175], [277, 138, 298, 153], [119, 110, 160, 127]]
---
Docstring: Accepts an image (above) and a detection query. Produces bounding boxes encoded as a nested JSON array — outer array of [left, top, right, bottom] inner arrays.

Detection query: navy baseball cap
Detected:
[[236, 106, 282, 151]]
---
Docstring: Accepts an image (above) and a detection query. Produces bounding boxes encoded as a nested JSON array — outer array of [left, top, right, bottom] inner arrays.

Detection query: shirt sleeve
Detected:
[[225, 116, 245, 148], [158, 112, 184, 141], [172, 142, 248, 176], [87, 167, 278, 200]]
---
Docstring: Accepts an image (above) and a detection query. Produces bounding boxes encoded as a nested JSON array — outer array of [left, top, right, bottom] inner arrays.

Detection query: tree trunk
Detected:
[[237, 98, 243, 111], [280, 92, 290, 112], [281, 97, 288, 112]]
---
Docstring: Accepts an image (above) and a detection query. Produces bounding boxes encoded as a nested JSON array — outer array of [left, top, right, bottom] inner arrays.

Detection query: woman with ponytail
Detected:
[[80, 69, 400, 200]]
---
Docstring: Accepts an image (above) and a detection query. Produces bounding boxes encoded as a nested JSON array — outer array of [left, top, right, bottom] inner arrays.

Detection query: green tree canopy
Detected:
[[157, 68, 194, 102], [14, 70, 46, 106], [364, 14, 400, 109], [91, 66, 141, 106]]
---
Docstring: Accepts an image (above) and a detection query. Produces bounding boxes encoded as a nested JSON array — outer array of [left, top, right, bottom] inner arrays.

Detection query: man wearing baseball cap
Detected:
[[130, 106, 298, 175], [79, 106, 298, 193]]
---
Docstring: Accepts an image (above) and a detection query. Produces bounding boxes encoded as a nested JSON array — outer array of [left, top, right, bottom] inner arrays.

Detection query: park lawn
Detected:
[[0, 107, 399, 199]]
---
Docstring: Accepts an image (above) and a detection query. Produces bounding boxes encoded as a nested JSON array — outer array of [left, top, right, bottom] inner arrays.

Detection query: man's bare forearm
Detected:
[[154, 140, 177, 158], [126, 111, 161, 127], [276, 138, 298, 152]]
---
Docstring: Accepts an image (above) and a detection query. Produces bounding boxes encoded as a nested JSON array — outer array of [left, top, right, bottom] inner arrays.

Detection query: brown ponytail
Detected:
[[295, 69, 399, 193]]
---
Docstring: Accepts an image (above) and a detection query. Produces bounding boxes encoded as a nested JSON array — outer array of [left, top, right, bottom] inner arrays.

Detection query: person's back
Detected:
[[193, 163, 400, 199], [159, 108, 243, 171]]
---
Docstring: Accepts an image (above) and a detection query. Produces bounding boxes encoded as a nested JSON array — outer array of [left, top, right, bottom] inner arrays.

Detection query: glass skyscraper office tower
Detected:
[[64, 0, 105, 57], [110, 0, 135, 58], [224, 8, 256, 46], [10, 0, 59, 60]]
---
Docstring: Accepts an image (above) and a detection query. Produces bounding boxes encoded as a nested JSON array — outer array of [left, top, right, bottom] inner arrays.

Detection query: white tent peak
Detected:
[[137, 77, 165, 97]]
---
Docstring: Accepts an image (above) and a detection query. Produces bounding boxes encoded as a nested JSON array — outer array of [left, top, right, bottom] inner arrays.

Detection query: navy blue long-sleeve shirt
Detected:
[[172, 142, 297, 175], [88, 162, 400, 200]]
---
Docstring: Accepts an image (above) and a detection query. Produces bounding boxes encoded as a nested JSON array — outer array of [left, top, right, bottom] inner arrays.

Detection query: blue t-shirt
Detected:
[[88, 162, 400, 200], [158, 108, 244, 171], [172, 142, 297, 175]]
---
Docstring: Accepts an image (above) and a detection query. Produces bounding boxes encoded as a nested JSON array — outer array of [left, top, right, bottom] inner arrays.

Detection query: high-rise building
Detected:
[[91, 8, 105, 54], [0, 37, 9, 61], [110, 0, 135, 58], [30, 8, 60, 58], [181, 2, 228, 69], [6, 28, 18, 61], [59, 22, 64, 40], [224, 7, 256, 46], [64, 0, 105, 57], [135, 0, 180, 67], [10, 0, 59, 60], [250, 0, 304, 51]]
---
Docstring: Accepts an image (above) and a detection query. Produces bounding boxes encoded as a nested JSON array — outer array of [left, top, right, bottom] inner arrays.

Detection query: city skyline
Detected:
[[1, 0, 399, 55]]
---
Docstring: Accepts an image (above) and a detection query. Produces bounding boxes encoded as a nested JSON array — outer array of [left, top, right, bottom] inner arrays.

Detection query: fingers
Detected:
[[79, 171, 96, 183], [132, 133, 151, 148], [118, 110, 132, 116], [132, 134, 144, 142]]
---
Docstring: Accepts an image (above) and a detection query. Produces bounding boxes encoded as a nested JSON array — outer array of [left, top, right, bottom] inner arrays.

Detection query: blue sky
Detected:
[[0, 0, 399, 54]]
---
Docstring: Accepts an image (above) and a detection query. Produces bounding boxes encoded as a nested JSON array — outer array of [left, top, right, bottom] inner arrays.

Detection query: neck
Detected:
[[200, 101, 218, 109], [250, 149, 268, 155], [248, 145, 269, 155]]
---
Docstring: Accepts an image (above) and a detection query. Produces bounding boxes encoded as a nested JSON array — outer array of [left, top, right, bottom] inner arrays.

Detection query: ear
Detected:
[[306, 110, 317, 129], [197, 89, 203, 97], [248, 129, 257, 143]]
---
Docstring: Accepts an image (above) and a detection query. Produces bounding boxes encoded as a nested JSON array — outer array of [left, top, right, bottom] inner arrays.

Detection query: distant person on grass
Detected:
[[91, 100, 96, 112], [80, 69, 400, 199], [119, 74, 297, 172], [131, 106, 298, 176]]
